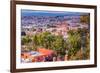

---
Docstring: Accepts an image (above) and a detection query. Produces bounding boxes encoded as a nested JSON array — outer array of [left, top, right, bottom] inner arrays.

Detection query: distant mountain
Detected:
[[21, 9, 90, 17]]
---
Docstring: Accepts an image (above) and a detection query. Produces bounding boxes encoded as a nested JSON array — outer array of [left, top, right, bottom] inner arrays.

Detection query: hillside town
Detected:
[[21, 11, 90, 63], [21, 15, 88, 38]]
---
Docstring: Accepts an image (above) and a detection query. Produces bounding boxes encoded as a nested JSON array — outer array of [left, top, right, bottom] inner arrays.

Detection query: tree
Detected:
[[21, 36, 32, 45], [40, 31, 51, 49], [52, 36, 66, 56], [67, 28, 90, 60], [45, 34, 55, 49], [32, 35, 39, 50], [67, 30, 81, 59], [32, 31, 55, 50], [21, 36, 32, 51], [80, 15, 90, 24]]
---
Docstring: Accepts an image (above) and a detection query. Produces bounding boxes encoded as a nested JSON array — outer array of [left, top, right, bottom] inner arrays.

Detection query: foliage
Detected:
[[21, 36, 32, 45], [31, 31, 67, 56], [67, 30, 81, 57], [67, 28, 90, 60], [21, 28, 90, 60], [80, 15, 90, 24]]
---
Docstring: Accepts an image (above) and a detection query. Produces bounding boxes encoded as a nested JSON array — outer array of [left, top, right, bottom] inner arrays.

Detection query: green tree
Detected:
[[52, 36, 65, 55], [32, 35, 39, 50], [21, 36, 32, 45], [67, 30, 81, 59]]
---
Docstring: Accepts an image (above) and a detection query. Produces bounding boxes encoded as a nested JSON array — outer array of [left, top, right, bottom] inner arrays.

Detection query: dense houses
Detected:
[[21, 15, 88, 39]]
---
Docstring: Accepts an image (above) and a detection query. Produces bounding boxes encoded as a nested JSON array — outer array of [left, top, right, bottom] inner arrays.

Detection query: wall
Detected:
[[0, 0, 99, 73]]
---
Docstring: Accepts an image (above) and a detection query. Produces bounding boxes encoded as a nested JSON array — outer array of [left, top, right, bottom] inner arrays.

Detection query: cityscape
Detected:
[[21, 9, 90, 63]]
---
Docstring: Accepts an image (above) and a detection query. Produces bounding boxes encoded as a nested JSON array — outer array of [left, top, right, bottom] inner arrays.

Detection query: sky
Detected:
[[21, 9, 90, 17]]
